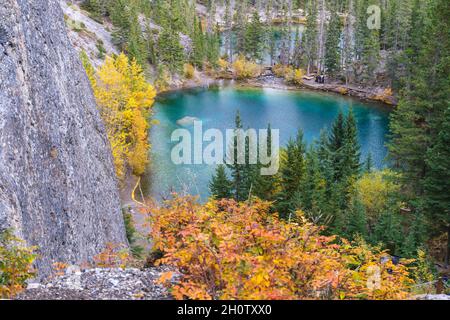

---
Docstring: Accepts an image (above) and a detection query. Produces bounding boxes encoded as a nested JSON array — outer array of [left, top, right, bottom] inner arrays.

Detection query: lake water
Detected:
[[145, 85, 391, 201]]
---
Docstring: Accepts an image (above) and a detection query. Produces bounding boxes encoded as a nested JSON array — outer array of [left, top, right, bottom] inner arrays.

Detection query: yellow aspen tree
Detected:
[[82, 52, 156, 180]]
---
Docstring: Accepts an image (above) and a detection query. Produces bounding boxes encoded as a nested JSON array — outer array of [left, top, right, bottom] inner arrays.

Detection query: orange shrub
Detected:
[[372, 87, 395, 105], [148, 196, 414, 300], [93, 243, 131, 269]]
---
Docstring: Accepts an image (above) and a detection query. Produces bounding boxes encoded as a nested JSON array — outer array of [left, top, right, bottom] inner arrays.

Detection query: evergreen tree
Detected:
[[343, 109, 361, 178], [328, 111, 347, 180], [253, 124, 279, 201], [234, 0, 248, 55], [388, 0, 450, 205], [191, 17, 206, 68], [227, 111, 247, 202], [110, 0, 131, 50], [372, 208, 404, 255], [244, 11, 265, 61], [127, 11, 147, 66], [342, 0, 355, 85], [401, 210, 429, 258], [324, 8, 342, 77], [206, 26, 221, 68], [277, 130, 306, 217], [224, 0, 234, 63], [210, 165, 233, 199], [424, 107, 450, 264], [347, 197, 368, 240], [296, 146, 327, 223], [267, 26, 278, 66], [365, 152, 373, 173], [304, 0, 318, 74], [157, 27, 185, 73]]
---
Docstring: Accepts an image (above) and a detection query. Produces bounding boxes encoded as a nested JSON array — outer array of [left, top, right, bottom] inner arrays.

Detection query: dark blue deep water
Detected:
[[146, 85, 391, 201]]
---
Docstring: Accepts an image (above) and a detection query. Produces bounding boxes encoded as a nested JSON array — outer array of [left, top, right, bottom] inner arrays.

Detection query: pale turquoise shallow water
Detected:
[[146, 85, 391, 201]]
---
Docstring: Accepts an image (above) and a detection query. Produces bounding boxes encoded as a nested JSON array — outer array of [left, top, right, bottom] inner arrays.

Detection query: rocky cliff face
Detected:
[[0, 0, 127, 276]]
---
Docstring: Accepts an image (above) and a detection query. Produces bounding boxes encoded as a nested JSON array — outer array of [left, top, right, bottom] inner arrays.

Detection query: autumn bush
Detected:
[[273, 63, 291, 78], [232, 55, 261, 80], [93, 243, 131, 269], [286, 68, 305, 86], [0, 230, 36, 299], [273, 64, 304, 86], [183, 63, 195, 79], [148, 196, 414, 300], [356, 170, 401, 226], [372, 87, 395, 105], [81, 52, 156, 180], [217, 58, 229, 71]]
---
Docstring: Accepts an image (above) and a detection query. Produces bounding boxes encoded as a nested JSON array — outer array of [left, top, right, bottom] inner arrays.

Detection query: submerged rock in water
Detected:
[[0, 0, 127, 277], [176, 116, 199, 127]]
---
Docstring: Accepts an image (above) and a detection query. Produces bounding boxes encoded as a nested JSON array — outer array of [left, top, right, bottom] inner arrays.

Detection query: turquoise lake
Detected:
[[146, 85, 391, 201]]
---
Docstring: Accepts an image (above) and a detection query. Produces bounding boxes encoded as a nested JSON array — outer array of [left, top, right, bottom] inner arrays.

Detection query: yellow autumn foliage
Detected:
[[232, 55, 261, 79], [217, 58, 229, 71], [356, 170, 401, 223], [183, 63, 195, 79], [82, 52, 156, 180], [274, 64, 304, 86], [286, 68, 305, 85]]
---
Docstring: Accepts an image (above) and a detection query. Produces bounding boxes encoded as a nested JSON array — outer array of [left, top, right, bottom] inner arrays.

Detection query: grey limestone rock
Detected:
[[0, 0, 127, 277]]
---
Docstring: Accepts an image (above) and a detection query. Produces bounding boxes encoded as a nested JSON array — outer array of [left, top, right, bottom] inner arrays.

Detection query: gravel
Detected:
[[17, 267, 178, 300]]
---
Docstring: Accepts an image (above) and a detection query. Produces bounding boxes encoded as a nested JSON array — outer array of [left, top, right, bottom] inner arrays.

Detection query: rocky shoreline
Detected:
[[161, 71, 397, 107], [17, 267, 178, 300]]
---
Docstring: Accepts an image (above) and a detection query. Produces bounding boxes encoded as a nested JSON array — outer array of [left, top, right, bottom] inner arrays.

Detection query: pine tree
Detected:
[[127, 11, 148, 66], [210, 165, 233, 199], [388, 0, 450, 203], [277, 130, 306, 217], [365, 152, 373, 173], [324, 8, 342, 77], [157, 27, 185, 73], [227, 111, 248, 202], [328, 111, 346, 181], [348, 197, 368, 240], [277, 1, 290, 66], [304, 0, 318, 74], [234, 0, 248, 55], [224, 0, 234, 63], [342, 0, 355, 85], [343, 109, 361, 178], [297, 146, 327, 222], [244, 11, 265, 61], [206, 26, 221, 68], [424, 107, 450, 264], [191, 17, 206, 68], [110, 0, 131, 50], [372, 208, 404, 255], [253, 124, 278, 201]]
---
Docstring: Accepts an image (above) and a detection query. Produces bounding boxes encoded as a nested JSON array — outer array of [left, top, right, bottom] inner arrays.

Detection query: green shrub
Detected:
[[0, 230, 36, 299]]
